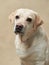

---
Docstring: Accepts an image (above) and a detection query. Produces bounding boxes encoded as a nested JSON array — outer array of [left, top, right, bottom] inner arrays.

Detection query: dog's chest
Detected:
[[15, 38, 46, 59], [15, 40, 30, 57], [15, 34, 47, 60]]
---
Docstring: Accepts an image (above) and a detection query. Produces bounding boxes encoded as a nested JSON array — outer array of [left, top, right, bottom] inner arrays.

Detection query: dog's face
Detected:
[[14, 9, 36, 35], [9, 9, 43, 41]]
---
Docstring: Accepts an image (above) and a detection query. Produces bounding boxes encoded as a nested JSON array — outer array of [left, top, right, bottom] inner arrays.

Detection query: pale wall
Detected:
[[0, 0, 49, 65]]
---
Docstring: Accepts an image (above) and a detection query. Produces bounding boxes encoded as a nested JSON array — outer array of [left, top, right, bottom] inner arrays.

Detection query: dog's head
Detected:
[[9, 8, 43, 41]]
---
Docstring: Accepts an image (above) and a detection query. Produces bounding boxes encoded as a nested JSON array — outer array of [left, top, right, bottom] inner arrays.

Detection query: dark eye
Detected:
[[26, 18, 32, 22], [15, 15, 19, 19]]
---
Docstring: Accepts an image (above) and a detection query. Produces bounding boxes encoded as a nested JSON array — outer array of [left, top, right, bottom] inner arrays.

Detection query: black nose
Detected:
[[15, 25, 23, 33]]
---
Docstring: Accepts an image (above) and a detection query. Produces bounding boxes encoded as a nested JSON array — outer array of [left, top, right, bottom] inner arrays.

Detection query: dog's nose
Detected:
[[15, 25, 23, 33]]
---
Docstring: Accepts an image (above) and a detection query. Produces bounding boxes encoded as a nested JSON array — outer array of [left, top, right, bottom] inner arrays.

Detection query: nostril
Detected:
[[16, 25, 19, 28], [19, 25, 23, 29], [16, 25, 23, 29]]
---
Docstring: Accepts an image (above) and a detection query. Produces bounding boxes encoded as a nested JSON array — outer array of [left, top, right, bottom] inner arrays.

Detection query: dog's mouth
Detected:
[[14, 28, 25, 36], [14, 31, 24, 35]]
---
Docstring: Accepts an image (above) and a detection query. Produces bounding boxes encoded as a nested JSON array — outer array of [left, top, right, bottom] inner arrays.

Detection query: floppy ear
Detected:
[[9, 11, 16, 24], [33, 14, 43, 30]]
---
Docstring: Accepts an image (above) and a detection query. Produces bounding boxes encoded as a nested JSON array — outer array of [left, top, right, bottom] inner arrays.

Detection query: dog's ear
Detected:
[[9, 11, 16, 24], [33, 13, 43, 30]]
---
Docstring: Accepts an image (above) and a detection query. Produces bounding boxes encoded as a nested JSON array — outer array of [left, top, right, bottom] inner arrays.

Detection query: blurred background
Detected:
[[0, 0, 49, 65]]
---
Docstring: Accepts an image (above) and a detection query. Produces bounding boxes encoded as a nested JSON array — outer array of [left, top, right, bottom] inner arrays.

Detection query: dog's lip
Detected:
[[14, 31, 24, 35]]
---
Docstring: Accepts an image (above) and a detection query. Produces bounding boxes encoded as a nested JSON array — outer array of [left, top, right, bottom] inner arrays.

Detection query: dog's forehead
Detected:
[[16, 9, 37, 17]]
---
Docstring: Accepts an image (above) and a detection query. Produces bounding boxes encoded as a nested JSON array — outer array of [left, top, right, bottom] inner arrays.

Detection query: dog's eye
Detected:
[[15, 15, 19, 19], [26, 18, 32, 23]]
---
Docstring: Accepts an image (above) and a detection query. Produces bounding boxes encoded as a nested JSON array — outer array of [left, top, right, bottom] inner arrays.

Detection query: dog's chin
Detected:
[[14, 31, 28, 41], [14, 30, 31, 42], [14, 31, 24, 36]]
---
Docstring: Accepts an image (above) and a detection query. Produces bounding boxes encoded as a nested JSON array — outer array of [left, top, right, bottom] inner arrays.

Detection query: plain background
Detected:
[[0, 0, 49, 65]]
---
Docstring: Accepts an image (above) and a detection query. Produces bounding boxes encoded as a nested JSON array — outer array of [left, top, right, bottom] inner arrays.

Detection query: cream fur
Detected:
[[9, 8, 49, 65]]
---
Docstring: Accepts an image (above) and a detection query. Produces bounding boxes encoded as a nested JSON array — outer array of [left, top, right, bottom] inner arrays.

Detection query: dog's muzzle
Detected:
[[14, 25, 24, 34]]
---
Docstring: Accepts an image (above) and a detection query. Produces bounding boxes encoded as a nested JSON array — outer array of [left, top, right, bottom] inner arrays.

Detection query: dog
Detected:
[[9, 8, 49, 65]]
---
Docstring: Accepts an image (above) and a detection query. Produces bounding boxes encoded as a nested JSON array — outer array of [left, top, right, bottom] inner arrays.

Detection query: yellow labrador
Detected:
[[9, 9, 49, 65]]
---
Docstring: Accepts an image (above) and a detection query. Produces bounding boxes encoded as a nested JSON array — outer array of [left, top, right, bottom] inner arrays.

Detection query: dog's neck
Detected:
[[15, 27, 43, 49], [22, 26, 43, 41]]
